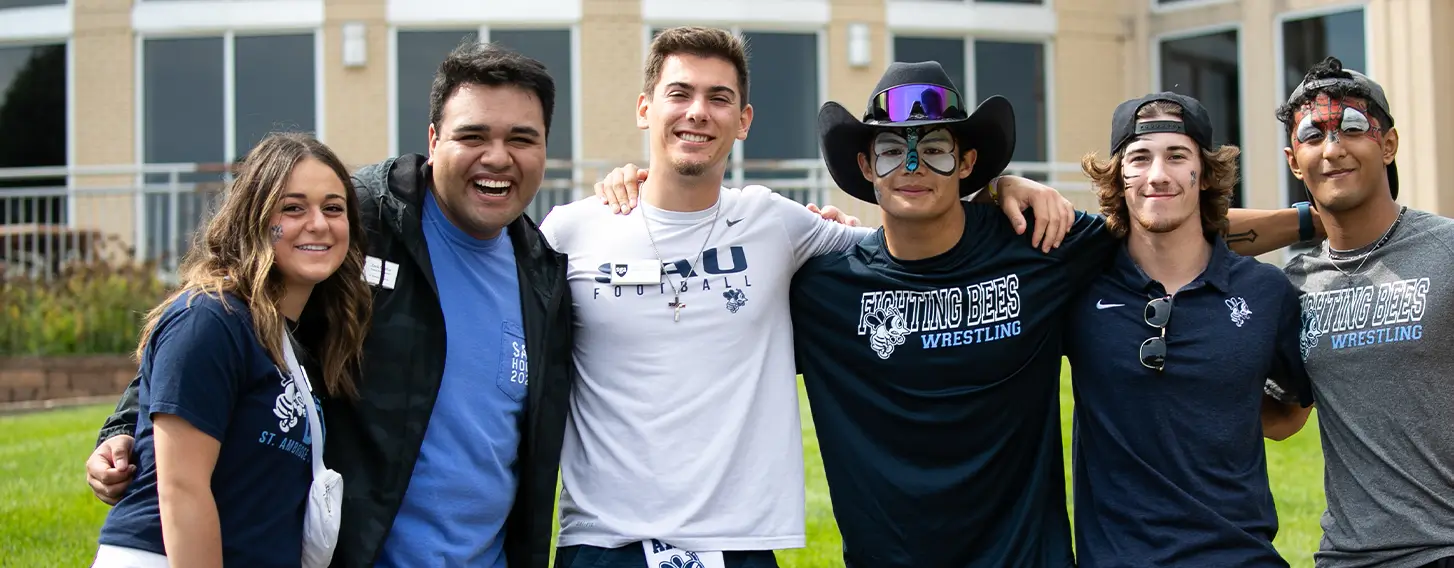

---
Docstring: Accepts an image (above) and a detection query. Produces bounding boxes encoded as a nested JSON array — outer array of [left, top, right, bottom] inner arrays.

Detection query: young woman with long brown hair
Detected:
[[92, 132, 371, 567]]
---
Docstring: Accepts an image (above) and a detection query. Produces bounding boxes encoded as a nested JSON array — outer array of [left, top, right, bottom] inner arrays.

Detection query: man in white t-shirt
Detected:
[[539, 26, 1073, 568]]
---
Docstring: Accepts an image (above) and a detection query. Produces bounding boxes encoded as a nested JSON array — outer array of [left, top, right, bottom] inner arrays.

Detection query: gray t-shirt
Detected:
[[1284, 207, 1454, 568]]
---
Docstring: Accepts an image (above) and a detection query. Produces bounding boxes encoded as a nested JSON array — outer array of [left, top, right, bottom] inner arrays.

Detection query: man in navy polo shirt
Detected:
[[1064, 92, 1315, 567]]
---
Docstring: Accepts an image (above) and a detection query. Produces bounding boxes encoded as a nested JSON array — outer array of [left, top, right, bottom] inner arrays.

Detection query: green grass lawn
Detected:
[[1, 366, 1325, 567]]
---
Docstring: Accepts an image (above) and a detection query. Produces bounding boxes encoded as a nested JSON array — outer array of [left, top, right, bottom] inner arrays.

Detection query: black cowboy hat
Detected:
[[817, 61, 1017, 204]]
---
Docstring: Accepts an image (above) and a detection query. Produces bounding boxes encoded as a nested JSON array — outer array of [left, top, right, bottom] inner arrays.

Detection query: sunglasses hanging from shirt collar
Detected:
[[1140, 295, 1173, 371]]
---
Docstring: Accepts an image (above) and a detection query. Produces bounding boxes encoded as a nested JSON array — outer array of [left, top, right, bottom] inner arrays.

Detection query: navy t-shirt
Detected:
[[98, 290, 320, 566], [1064, 238, 1313, 568], [789, 202, 1116, 567]]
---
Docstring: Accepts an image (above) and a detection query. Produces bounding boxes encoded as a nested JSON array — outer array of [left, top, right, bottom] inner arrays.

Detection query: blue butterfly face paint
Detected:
[[905, 128, 921, 173], [872, 127, 957, 178]]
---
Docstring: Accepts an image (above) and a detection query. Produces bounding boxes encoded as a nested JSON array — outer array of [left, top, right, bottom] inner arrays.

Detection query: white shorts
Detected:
[[92, 544, 168, 568]]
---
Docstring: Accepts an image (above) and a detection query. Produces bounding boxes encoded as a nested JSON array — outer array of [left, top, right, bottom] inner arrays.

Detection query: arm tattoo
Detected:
[[1226, 229, 1259, 244]]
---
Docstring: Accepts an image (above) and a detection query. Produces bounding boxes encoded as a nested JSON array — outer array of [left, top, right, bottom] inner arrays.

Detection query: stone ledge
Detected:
[[0, 355, 136, 404]]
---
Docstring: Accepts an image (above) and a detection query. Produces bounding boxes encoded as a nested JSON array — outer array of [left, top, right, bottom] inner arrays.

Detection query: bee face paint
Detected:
[[872, 127, 958, 178]]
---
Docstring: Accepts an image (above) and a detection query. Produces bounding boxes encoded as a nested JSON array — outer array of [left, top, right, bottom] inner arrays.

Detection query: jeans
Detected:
[[555, 544, 779, 568]]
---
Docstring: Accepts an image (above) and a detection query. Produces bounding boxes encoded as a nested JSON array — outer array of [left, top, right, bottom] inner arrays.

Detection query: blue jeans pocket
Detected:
[[496, 321, 528, 402]]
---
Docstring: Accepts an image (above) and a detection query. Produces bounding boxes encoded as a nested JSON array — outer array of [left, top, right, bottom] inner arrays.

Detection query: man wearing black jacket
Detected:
[[83, 42, 575, 568]]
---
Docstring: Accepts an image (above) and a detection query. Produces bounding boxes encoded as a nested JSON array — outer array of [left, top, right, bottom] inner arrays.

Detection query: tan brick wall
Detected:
[[824, 0, 887, 225], [1053, 0, 1131, 212], [71, 0, 138, 259], [1367, 0, 1454, 215], [323, 0, 391, 167], [578, 0, 647, 184]]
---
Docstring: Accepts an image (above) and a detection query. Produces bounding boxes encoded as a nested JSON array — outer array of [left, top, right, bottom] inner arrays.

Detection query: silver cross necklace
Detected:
[[642, 200, 721, 322]]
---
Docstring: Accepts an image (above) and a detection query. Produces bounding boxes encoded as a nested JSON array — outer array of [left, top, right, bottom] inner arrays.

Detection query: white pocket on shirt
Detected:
[[497, 321, 528, 402]]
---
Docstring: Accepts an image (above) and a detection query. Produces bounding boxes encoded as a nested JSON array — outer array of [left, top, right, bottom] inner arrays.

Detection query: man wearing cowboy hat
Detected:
[[788, 59, 1106, 567], [788, 61, 1323, 567]]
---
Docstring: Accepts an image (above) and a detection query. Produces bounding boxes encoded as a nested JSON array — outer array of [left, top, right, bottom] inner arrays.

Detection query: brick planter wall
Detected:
[[0, 355, 136, 404]]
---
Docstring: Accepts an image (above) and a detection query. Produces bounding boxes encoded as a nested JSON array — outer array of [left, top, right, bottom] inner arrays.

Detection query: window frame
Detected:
[[637, 24, 828, 192], [133, 28, 325, 166], [1149, 0, 1236, 14], [132, 28, 322, 262], [1273, 3, 1371, 210], [1150, 22, 1245, 207], [0, 1, 71, 216]]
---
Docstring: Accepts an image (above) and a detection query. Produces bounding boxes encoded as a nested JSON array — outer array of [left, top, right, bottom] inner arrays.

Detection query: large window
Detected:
[[1281, 8, 1366, 207], [395, 29, 476, 158], [977, 41, 1047, 172], [892, 36, 1049, 179], [1159, 29, 1243, 207], [0, 43, 66, 225], [741, 31, 819, 203], [141, 33, 316, 263]]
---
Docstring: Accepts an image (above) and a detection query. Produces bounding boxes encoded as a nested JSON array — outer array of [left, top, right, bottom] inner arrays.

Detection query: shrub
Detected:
[[1, 259, 172, 357]]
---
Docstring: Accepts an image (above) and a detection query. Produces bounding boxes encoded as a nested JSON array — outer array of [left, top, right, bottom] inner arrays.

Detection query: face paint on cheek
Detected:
[[1122, 173, 1141, 192], [1189, 170, 1196, 186], [872, 131, 909, 177], [270, 225, 283, 243], [917, 129, 958, 176]]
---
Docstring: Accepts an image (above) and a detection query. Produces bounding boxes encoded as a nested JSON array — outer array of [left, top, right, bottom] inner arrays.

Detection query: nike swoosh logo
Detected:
[[726, 218, 744, 227], [1096, 300, 1125, 309]]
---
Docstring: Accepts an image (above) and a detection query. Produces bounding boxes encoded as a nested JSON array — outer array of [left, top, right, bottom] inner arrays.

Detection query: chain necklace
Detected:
[[642, 200, 721, 322], [1330, 205, 1405, 279]]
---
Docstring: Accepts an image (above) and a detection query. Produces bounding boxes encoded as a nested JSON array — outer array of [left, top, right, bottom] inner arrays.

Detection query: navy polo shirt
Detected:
[[790, 203, 1116, 568], [1064, 237, 1313, 568]]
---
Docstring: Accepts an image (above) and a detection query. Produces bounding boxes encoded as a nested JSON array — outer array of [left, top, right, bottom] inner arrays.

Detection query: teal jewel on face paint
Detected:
[[905, 127, 921, 173]]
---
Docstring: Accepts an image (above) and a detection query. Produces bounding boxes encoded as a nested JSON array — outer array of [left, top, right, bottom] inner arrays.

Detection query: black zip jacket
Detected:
[[95, 154, 576, 568]]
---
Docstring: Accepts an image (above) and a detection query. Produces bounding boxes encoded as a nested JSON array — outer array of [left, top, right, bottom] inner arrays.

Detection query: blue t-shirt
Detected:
[[788, 203, 1116, 567], [97, 290, 320, 566], [1064, 238, 1313, 568], [376, 190, 525, 567]]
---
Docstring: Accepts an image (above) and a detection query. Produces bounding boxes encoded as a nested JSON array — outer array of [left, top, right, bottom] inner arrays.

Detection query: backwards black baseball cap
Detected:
[[1283, 57, 1399, 200], [1109, 92, 1216, 155]]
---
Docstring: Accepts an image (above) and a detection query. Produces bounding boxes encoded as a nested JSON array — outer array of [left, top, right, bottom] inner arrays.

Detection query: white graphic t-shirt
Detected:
[[539, 186, 869, 551]]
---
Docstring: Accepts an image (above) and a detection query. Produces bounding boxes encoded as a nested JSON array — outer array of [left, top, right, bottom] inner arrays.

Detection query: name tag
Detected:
[[610, 259, 662, 285], [642, 540, 724, 568]]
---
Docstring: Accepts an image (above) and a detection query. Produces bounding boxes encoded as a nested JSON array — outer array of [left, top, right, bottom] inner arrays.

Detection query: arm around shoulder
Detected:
[[1225, 203, 1324, 257], [1264, 273, 1316, 441], [766, 189, 873, 264], [1261, 394, 1313, 441], [96, 373, 142, 446]]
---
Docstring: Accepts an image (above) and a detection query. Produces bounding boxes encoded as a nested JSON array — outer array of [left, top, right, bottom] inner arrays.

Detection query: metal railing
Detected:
[[0, 159, 1093, 281]]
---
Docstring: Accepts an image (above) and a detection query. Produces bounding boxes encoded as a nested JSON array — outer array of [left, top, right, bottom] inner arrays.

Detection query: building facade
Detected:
[[0, 0, 1449, 269]]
